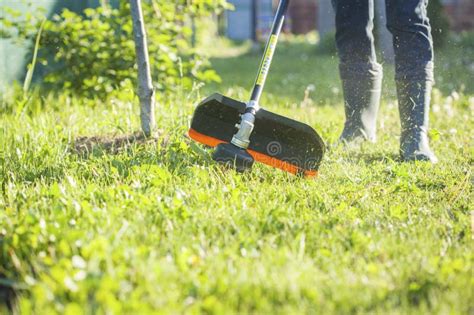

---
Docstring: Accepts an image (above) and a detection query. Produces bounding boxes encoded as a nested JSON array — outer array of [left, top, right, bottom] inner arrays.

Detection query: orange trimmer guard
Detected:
[[189, 94, 325, 177]]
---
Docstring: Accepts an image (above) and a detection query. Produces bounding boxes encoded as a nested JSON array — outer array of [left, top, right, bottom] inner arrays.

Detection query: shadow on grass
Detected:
[[73, 131, 165, 156]]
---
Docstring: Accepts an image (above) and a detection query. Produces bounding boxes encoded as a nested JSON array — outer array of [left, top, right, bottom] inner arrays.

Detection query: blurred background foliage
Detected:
[[1, 0, 230, 99], [0, 0, 468, 100], [428, 0, 451, 48]]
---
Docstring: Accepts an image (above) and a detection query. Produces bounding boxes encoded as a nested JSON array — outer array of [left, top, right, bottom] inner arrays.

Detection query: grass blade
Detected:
[[23, 18, 46, 96]]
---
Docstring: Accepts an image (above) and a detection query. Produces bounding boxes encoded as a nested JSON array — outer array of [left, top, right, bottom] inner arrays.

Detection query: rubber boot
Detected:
[[339, 73, 383, 144], [397, 80, 438, 163]]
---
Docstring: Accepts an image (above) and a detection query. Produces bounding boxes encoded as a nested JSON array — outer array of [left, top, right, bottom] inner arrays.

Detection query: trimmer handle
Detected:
[[248, 0, 290, 108], [228, 0, 291, 150]]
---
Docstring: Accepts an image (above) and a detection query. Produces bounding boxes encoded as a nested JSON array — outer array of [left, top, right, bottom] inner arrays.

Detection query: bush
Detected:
[[1, 1, 229, 99], [428, 0, 450, 48], [316, 31, 337, 56], [454, 31, 474, 50]]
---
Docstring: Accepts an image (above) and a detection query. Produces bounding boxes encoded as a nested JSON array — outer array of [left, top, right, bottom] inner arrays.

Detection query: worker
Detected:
[[334, 0, 438, 163]]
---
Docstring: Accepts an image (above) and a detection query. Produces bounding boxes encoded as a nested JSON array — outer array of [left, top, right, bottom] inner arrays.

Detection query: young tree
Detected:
[[130, 0, 156, 137]]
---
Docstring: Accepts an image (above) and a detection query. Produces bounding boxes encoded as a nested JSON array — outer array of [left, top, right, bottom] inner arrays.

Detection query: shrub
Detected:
[[1, 1, 229, 99], [316, 31, 337, 56], [428, 0, 450, 48], [454, 31, 474, 50]]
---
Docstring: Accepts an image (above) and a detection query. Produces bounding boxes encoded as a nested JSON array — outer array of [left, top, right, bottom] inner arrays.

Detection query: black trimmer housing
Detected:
[[188, 0, 325, 177], [189, 94, 325, 177]]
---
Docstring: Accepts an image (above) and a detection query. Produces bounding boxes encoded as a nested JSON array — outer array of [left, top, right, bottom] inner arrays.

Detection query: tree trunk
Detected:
[[130, 0, 156, 137]]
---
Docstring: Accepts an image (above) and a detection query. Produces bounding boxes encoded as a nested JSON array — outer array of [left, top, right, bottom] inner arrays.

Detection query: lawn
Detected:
[[1, 36, 473, 314]]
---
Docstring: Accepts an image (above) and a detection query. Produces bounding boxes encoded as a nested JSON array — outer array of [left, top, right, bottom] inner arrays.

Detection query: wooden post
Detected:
[[251, 0, 258, 43], [375, 0, 394, 63], [317, 0, 335, 39], [130, 0, 156, 137]]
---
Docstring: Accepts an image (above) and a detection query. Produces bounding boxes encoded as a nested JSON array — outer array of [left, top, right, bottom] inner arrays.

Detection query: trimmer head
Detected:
[[189, 94, 325, 177], [212, 143, 255, 173]]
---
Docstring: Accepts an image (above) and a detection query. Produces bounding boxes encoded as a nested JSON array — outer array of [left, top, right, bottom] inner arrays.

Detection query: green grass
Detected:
[[1, 37, 473, 314]]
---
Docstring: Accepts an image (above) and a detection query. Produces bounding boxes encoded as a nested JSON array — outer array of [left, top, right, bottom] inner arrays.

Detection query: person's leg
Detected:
[[386, 0, 438, 162], [333, 0, 383, 143]]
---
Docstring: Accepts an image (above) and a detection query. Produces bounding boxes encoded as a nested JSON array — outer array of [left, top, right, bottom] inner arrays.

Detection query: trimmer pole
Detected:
[[227, 0, 290, 150], [190, 0, 324, 176]]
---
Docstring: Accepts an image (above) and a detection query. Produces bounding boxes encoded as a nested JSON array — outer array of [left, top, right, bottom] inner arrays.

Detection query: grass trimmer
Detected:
[[188, 0, 325, 177]]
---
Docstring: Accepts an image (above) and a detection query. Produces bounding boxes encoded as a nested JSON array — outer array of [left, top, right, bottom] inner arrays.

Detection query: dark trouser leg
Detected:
[[386, 0, 438, 162], [333, 0, 383, 143]]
